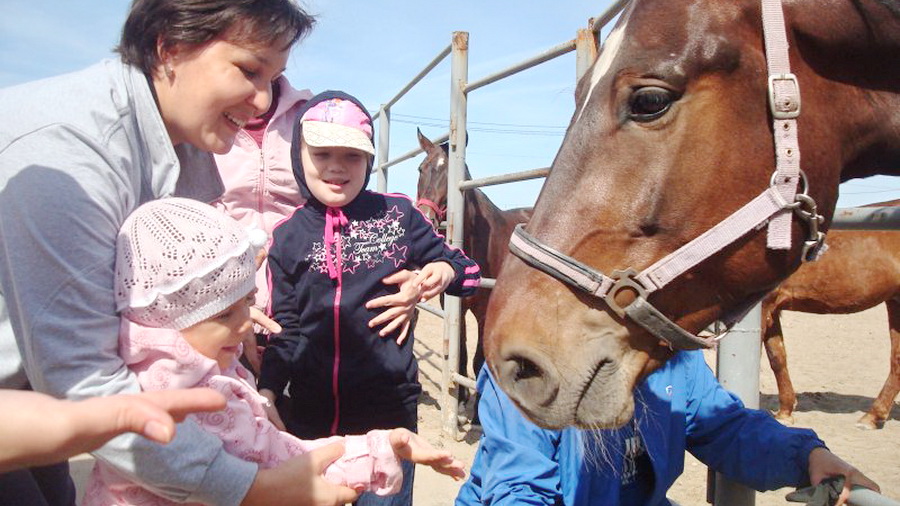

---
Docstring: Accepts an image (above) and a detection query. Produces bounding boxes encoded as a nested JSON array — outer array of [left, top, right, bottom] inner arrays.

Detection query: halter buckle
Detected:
[[605, 268, 648, 318], [768, 73, 801, 120]]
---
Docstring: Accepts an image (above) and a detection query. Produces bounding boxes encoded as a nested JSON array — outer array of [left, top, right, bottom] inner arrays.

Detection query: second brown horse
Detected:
[[415, 129, 532, 399], [764, 203, 900, 430]]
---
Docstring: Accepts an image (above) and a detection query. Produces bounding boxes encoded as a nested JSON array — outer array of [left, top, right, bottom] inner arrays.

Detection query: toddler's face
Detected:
[[181, 290, 256, 370], [301, 140, 369, 207]]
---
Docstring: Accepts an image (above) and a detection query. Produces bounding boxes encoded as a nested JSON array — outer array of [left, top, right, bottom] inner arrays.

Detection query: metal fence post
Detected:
[[713, 303, 762, 505], [441, 31, 469, 439], [376, 105, 390, 193], [575, 27, 597, 82]]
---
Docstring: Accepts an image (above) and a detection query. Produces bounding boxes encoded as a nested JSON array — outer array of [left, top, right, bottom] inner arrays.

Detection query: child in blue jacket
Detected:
[[259, 90, 480, 505], [457, 350, 880, 506]]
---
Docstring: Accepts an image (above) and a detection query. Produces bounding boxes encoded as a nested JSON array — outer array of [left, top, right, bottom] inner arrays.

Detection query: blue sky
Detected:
[[1, 0, 896, 210]]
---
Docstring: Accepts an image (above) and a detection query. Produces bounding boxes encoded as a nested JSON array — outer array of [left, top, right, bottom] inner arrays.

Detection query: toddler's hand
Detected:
[[388, 428, 466, 481], [415, 262, 454, 302]]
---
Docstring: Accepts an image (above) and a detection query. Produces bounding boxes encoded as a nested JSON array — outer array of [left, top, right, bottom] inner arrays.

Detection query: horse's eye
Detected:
[[628, 87, 674, 122]]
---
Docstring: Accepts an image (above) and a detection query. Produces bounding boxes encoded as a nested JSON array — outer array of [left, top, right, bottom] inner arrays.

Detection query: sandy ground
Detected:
[[70, 302, 899, 504]]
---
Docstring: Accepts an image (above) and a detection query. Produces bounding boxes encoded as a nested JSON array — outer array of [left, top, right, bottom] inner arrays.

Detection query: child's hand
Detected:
[[388, 428, 466, 481], [415, 262, 454, 302]]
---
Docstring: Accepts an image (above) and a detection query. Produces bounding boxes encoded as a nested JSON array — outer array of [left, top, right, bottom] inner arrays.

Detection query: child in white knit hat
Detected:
[[83, 198, 464, 506]]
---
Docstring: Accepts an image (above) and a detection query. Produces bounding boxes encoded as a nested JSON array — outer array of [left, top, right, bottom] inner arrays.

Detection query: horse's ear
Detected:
[[417, 128, 435, 152]]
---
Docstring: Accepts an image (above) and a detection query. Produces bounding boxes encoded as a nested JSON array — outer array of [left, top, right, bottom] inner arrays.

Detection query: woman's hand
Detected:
[[388, 428, 466, 481], [0, 388, 226, 473], [241, 332, 263, 375], [367, 270, 422, 345], [250, 306, 282, 335], [242, 441, 361, 506], [807, 447, 880, 506]]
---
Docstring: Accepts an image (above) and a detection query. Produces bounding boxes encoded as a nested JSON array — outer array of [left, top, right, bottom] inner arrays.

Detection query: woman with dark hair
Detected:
[[0, 1, 361, 504]]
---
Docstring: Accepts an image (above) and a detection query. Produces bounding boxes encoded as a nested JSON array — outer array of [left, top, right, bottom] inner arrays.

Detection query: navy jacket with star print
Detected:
[[259, 91, 480, 438], [261, 192, 480, 437]]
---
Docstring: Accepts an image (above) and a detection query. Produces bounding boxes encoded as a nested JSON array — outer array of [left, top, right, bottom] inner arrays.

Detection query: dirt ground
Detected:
[[409, 302, 900, 506], [70, 302, 899, 504]]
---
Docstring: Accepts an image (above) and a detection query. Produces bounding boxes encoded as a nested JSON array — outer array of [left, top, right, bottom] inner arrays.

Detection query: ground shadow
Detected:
[[760, 392, 900, 422]]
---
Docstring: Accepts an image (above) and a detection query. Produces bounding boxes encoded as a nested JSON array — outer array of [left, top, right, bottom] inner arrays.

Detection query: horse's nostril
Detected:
[[514, 356, 542, 381], [497, 348, 560, 409]]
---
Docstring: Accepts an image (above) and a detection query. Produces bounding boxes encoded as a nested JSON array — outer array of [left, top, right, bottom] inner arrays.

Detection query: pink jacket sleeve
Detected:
[[122, 322, 404, 496]]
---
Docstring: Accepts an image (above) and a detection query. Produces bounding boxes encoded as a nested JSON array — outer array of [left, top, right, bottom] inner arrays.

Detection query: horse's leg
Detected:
[[456, 300, 470, 408], [763, 308, 797, 424], [467, 295, 489, 426], [856, 298, 900, 430]]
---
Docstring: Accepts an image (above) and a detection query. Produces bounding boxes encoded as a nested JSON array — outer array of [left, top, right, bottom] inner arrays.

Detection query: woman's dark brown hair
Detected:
[[117, 0, 315, 74]]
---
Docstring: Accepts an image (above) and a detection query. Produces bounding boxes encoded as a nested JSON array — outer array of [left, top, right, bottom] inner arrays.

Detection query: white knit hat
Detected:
[[115, 198, 268, 330]]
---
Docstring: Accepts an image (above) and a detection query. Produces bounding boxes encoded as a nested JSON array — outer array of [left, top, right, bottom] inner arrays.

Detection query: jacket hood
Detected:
[[291, 90, 375, 206]]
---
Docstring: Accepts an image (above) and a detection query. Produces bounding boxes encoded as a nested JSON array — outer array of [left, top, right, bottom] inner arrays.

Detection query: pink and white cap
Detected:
[[115, 198, 268, 330], [300, 97, 375, 155]]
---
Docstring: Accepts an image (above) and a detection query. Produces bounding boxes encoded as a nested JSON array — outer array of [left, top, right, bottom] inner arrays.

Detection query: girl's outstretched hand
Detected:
[[388, 428, 466, 481], [415, 262, 454, 302]]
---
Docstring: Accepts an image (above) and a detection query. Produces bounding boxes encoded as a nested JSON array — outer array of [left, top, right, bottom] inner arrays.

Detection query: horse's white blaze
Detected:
[[575, 20, 628, 123]]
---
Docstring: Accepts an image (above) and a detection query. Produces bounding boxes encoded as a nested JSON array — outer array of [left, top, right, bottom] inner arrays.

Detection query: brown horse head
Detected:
[[416, 128, 450, 229], [486, 0, 900, 429]]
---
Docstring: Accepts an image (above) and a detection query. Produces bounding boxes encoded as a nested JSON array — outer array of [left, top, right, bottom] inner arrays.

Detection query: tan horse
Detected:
[[484, 0, 900, 430], [415, 129, 532, 392], [764, 207, 900, 430]]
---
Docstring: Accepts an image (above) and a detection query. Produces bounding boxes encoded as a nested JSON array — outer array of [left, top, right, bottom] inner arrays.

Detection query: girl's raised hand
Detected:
[[415, 262, 454, 302]]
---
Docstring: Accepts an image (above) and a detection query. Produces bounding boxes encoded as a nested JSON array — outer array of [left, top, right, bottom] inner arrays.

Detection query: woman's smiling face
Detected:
[[154, 36, 290, 154]]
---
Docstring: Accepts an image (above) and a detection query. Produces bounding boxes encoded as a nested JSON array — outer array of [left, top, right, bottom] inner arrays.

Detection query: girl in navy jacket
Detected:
[[259, 90, 479, 504]]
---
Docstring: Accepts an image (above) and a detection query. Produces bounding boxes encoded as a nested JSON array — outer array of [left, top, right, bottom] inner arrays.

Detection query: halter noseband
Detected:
[[507, 0, 826, 351], [416, 198, 447, 225]]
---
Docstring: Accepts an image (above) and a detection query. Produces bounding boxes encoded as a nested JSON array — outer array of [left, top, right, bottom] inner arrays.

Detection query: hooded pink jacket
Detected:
[[213, 76, 313, 317], [83, 321, 402, 505]]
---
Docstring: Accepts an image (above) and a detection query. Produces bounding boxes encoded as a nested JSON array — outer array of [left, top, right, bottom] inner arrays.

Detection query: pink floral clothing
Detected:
[[83, 321, 402, 505]]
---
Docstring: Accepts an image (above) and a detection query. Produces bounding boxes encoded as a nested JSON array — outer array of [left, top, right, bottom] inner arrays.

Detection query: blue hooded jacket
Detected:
[[457, 350, 826, 505], [259, 91, 481, 437]]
